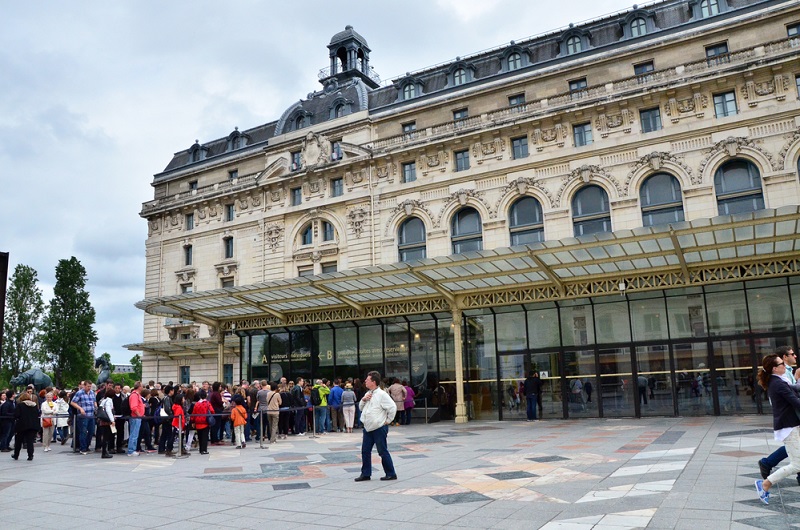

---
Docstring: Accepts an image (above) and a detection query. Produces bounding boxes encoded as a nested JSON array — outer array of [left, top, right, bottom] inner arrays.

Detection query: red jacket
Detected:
[[129, 392, 145, 418], [193, 400, 211, 429], [171, 404, 185, 429]]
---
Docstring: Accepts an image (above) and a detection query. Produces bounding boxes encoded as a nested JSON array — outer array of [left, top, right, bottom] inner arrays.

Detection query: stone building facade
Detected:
[[129, 0, 800, 421]]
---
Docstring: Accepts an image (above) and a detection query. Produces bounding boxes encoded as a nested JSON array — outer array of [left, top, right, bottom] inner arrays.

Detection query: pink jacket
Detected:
[[129, 392, 145, 418]]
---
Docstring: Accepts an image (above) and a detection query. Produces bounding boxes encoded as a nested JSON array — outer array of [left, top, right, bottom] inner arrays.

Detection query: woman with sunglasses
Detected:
[[755, 353, 800, 504]]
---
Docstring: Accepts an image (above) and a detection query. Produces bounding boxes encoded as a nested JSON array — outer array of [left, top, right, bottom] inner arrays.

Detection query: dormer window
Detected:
[[507, 52, 522, 71], [630, 17, 646, 37], [690, 0, 727, 19], [403, 83, 416, 100], [192, 150, 201, 162], [700, 0, 719, 17], [334, 104, 345, 118], [566, 36, 582, 55], [295, 115, 306, 130], [231, 136, 241, 150], [453, 68, 466, 86]]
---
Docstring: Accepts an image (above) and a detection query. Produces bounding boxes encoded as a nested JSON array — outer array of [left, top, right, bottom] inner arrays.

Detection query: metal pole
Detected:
[[259, 410, 265, 449], [310, 405, 317, 439]]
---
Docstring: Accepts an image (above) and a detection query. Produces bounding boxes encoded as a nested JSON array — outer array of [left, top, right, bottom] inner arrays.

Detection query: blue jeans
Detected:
[[763, 446, 789, 468], [127, 418, 142, 454], [0, 420, 13, 450], [361, 425, 395, 478], [314, 406, 326, 433], [77, 416, 95, 452], [526, 394, 538, 420]]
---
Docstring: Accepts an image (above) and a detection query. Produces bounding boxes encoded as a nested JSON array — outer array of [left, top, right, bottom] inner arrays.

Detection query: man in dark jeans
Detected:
[[0, 390, 16, 451], [157, 385, 174, 454], [523, 371, 542, 422], [209, 382, 225, 445]]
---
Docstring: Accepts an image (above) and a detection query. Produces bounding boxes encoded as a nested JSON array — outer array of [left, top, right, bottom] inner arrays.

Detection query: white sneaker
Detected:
[[127, 452, 140, 457]]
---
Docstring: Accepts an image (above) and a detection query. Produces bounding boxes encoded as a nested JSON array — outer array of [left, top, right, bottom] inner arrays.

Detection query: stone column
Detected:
[[452, 308, 468, 424], [217, 332, 225, 382]]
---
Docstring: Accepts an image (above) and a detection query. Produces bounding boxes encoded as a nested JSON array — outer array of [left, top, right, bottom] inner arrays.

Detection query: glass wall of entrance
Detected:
[[239, 278, 799, 420]]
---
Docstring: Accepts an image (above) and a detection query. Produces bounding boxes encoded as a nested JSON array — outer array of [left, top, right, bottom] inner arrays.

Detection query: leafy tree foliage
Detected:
[[2, 264, 45, 378], [41, 257, 98, 387], [130, 353, 142, 380]]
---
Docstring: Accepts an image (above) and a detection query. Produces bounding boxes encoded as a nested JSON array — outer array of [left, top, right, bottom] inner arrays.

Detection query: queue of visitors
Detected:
[[0, 375, 417, 461]]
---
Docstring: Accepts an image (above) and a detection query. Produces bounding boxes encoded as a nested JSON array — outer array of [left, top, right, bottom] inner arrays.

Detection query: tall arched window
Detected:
[[509, 197, 544, 245], [334, 104, 345, 118], [640, 173, 684, 227], [566, 36, 583, 55], [403, 84, 416, 100], [700, 0, 719, 17], [295, 115, 305, 130], [630, 17, 647, 37], [301, 225, 313, 246], [453, 68, 467, 86], [451, 208, 483, 254], [572, 185, 611, 236], [714, 160, 764, 215], [398, 217, 426, 262], [507, 52, 522, 71]]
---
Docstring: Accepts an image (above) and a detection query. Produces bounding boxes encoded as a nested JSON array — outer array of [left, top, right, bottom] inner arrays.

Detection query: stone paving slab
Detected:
[[0, 416, 793, 528]]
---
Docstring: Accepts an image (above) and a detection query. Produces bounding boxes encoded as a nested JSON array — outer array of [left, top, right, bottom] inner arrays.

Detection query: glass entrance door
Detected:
[[712, 339, 758, 415], [673, 342, 712, 416], [635, 344, 674, 417], [564, 350, 597, 418], [499, 352, 562, 420], [598, 347, 634, 417]]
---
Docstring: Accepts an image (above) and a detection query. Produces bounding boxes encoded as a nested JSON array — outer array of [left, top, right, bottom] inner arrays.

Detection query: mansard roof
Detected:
[[156, 0, 774, 177]]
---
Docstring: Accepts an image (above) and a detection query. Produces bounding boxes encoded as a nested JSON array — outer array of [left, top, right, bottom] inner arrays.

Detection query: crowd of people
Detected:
[[0, 375, 419, 462]]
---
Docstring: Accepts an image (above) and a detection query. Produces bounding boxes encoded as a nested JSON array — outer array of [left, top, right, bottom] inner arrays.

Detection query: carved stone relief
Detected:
[[265, 223, 284, 251], [698, 136, 780, 176], [595, 109, 633, 138], [532, 124, 567, 151], [663, 93, 708, 123], [472, 138, 506, 164], [623, 152, 694, 192], [554, 165, 620, 208], [385, 199, 435, 237], [301, 132, 331, 170], [418, 150, 449, 176], [741, 75, 789, 106], [496, 178, 555, 212], [376, 163, 396, 183], [435, 189, 495, 228], [347, 206, 369, 238]]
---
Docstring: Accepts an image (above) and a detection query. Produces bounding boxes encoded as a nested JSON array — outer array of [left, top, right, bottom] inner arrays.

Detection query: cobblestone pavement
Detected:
[[0, 416, 793, 529]]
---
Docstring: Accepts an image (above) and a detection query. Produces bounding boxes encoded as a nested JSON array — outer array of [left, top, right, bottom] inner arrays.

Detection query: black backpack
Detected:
[[311, 386, 322, 406]]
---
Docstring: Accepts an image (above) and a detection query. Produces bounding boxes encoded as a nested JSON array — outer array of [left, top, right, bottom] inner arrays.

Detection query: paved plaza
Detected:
[[0, 415, 795, 529]]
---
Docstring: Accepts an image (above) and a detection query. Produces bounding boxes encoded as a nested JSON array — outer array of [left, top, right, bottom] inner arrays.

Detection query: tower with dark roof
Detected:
[[321, 25, 380, 90]]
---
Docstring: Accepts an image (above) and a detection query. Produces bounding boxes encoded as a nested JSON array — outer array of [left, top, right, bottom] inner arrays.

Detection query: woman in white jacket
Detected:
[[40, 392, 57, 452], [54, 391, 70, 445]]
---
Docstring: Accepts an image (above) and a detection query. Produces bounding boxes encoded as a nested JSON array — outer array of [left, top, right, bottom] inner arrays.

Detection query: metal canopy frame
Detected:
[[134, 207, 800, 334]]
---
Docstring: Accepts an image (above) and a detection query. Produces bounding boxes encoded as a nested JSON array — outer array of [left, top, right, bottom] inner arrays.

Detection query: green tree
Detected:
[[41, 257, 98, 388], [130, 353, 142, 380], [2, 264, 46, 378], [99, 352, 115, 373]]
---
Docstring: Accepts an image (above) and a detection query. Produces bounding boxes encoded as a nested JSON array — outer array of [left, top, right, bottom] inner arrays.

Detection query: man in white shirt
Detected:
[[354, 371, 397, 482]]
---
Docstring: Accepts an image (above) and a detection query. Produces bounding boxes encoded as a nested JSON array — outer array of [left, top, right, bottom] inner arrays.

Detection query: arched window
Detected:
[[566, 36, 582, 55], [451, 208, 483, 254], [507, 52, 522, 71], [509, 197, 544, 245], [322, 221, 335, 242], [640, 173, 684, 227], [630, 17, 647, 37], [398, 217, 426, 262], [231, 136, 241, 150], [334, 104, 345, 118], [714, 160, 764, 215], [700, 0, 719, 17], [301, 225, 313, 246], [295, 115, 305, 130], [403, 83, 416, 100], [572, 185, 611, 236], [453, 68, 467, 86]]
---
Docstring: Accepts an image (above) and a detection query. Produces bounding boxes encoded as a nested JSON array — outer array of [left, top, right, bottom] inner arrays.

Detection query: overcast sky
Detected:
[[0, 0, 629, 364]]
